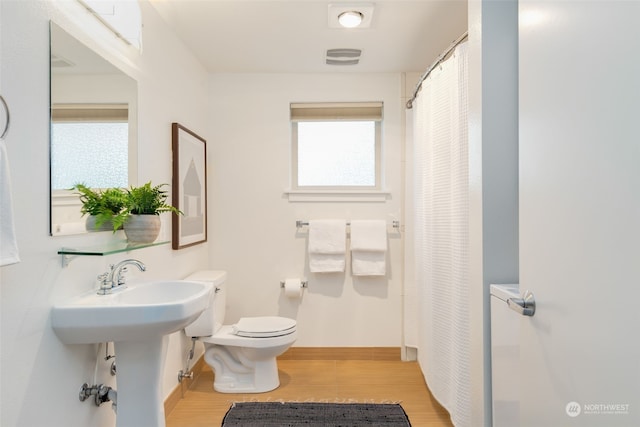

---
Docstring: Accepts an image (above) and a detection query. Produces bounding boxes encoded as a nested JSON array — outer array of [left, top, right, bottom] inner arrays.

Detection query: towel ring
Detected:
[[0, 95, 9, 139]]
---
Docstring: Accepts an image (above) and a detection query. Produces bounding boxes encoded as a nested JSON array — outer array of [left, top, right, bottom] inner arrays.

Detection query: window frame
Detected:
[[290, 102, 383, 192], [50, 103, 131, 191]]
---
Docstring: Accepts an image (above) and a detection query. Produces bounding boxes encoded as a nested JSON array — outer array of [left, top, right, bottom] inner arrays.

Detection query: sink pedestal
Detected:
[[51, 280, 214, 426], [114, 336, 169, 427]]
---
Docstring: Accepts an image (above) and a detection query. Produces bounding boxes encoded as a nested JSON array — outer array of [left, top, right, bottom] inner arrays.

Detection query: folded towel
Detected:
[[308, 220, 346, 272], [350, 220, 387, 276], [352, 251, 387, 276], [350, 220, 388, 252], [0, 140, 20, 266]]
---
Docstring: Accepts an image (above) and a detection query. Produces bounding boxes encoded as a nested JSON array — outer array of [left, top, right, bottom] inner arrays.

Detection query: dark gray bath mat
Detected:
[[221, 402, 412, 426]]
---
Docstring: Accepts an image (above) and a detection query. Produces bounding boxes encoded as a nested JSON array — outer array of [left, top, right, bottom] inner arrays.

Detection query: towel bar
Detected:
[[296, 220, 400, 230]]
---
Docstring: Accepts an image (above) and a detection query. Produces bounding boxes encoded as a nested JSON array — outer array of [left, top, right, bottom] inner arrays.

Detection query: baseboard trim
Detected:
[[279, 347, 401, 361]]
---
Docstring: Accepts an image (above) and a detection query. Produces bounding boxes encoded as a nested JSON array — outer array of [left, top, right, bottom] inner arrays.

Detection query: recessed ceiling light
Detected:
[[328, 4, 374, 29], [338, 11, 364, 28]]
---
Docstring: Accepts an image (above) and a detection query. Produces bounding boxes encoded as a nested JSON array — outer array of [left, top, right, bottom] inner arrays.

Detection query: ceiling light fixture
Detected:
[[328, 4, 374, 29], [338, 11, 364, 28]]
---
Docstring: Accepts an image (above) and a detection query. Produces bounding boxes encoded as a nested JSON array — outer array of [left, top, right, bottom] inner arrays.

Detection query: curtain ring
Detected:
[[0, 95, 9, 139]]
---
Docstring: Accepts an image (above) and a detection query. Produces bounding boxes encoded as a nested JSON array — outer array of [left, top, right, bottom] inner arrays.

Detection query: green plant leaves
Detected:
[[72, 181, 181, 232]]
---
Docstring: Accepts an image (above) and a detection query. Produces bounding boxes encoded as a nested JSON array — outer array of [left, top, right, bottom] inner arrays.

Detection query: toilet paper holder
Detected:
[[280, 280, 308, 288]]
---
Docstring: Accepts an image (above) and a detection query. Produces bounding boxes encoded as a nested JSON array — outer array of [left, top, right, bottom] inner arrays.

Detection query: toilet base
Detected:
[[203, 343, 284, 393], [213, 357, 280, 393]]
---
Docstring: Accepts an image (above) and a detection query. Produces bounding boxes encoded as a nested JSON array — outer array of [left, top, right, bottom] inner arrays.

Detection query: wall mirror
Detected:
[[50, 22, 138, 236]]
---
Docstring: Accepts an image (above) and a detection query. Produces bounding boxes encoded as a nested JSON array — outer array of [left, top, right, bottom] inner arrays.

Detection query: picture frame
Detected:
[[172, 123, 207, 249]]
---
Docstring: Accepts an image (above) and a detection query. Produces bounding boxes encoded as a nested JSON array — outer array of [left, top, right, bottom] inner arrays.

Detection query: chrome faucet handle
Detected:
[[98, 259, 146, 295], [116, 266, 128, 286], [97, 273, 111, 295]]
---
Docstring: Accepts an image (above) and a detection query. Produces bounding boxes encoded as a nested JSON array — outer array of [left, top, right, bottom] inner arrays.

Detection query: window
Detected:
[[51, 104, 129, 190], [291, 102, 383, 191]]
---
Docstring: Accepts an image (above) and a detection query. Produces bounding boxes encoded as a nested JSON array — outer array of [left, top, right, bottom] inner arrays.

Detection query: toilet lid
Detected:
[[232, 316, 297, 338]]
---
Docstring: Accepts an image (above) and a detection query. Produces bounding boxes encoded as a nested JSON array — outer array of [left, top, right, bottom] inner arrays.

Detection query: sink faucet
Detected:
[[98, 259, 146, 295]]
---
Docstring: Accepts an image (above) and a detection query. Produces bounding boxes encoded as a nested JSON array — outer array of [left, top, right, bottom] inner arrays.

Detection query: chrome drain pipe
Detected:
[[79, 383, 117, 411]]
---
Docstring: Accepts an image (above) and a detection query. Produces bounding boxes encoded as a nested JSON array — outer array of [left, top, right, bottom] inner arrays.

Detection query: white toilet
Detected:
[[183, 270, 297, 393]]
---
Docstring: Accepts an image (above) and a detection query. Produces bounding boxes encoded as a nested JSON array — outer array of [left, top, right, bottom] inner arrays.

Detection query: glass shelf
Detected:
[[58, 240, 169, 266]]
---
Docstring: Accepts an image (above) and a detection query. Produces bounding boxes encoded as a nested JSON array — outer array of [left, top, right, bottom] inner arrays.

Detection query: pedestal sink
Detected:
[[52, 280, 213, 427]]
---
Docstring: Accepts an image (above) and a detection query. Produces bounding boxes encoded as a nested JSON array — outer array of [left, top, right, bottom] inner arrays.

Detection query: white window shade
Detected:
[[51, 104, 128, 122], [290, 102, 383, 121]]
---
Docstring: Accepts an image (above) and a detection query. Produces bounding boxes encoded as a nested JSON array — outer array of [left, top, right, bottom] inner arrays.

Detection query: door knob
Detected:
[[0, 95, 9, 139]]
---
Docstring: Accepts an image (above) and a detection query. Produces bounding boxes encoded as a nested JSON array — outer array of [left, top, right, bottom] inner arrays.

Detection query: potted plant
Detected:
[[113, 182, 181, 243], [72, 184, 127, 232]]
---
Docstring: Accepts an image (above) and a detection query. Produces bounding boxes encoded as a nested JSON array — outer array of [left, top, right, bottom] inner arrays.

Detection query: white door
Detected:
[[518, 1, 640, 426]]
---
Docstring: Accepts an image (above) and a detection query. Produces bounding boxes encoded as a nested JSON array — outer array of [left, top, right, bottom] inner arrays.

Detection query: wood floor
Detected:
[[165, 351, 452, 427]]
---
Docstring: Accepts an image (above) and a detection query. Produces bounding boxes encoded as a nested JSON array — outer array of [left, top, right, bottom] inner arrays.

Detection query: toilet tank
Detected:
[[184, 271, 227, 337]]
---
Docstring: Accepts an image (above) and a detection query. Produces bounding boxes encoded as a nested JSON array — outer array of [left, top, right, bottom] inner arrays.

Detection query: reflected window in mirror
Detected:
[[51, 104, 128, 189]]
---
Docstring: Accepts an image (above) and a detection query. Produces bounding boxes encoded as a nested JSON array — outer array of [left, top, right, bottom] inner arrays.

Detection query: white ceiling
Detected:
[[149, 0, 468, 74], [51, 23, 124, 75]]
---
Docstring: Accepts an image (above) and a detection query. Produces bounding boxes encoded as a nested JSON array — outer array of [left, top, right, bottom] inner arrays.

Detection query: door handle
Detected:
[[0, 95, 9, 139], [507, 290, 536, 316]]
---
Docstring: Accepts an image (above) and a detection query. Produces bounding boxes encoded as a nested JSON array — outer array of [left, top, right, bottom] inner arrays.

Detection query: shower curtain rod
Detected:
[[406, 31, 469, 109]]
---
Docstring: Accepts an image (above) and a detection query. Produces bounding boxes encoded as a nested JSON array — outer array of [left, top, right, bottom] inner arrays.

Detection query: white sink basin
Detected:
[[52, 279, 213, 427], [52, 280, 213, 344]]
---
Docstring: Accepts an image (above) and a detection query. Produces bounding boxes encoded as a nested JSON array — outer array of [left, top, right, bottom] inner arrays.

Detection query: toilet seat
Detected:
[[232, 316, 297, 338], [202, 324, 297, 348], [201, 316, 297, 348]]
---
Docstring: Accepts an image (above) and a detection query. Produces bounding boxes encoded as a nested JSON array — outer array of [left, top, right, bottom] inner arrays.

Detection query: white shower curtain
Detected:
[[412, 41, 470, 427]]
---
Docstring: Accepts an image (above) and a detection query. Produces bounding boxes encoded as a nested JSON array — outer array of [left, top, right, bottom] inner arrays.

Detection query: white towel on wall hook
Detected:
[[0, 139, 20, 266]]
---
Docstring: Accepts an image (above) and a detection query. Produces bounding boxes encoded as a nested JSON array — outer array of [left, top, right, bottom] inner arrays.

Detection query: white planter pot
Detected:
[[124, 215, 161, 243], [85, 215, 114, 232]]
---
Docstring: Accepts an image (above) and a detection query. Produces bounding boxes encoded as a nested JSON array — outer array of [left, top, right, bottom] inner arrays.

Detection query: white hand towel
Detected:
[[350, 220, 387, 276], [308, 219, 346, 273], [0, 140, 20, 266]]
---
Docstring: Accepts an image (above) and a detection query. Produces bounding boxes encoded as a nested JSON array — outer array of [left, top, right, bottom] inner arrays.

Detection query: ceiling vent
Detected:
[[326, 48, 362, 66], [51, 54, 75, 68]]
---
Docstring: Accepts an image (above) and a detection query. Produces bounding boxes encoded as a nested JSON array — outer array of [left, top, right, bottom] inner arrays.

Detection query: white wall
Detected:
[[0, 1, 209, 426], [402, 71, 423, 358], [207, 73, 405, 347], [468, 0, 519, 425]]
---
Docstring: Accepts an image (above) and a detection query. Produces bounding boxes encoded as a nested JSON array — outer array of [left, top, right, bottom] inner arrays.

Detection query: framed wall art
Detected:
[[172, 123, 207, 249]]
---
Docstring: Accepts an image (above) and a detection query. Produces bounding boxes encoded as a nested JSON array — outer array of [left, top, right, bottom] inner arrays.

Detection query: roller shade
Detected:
[[290, 102, 383, 121], [52, 104, 128, 122]]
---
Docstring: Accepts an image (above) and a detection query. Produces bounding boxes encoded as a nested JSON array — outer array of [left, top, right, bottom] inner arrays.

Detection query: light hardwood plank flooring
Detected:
[[166, 358, 452, 427]]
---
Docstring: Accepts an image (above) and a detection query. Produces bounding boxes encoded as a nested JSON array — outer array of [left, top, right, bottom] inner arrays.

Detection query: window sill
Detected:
[[284, 189, 391, 202]]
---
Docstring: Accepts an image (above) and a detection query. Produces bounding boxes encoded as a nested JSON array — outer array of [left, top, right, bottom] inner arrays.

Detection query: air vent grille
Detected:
[[326, 48, 361, 66]]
